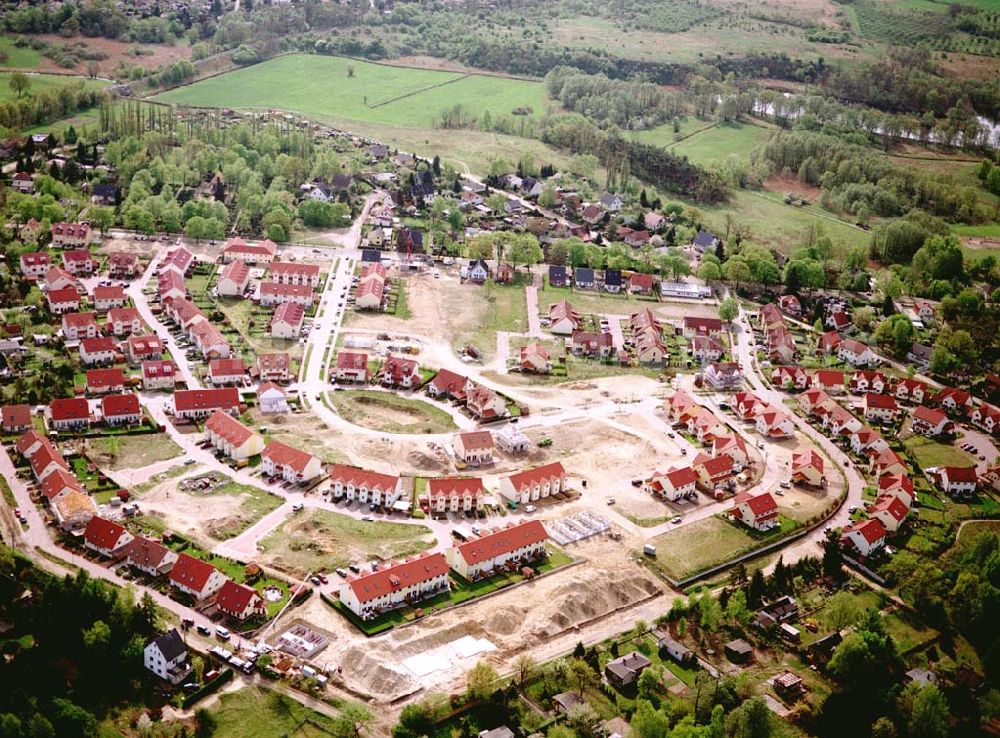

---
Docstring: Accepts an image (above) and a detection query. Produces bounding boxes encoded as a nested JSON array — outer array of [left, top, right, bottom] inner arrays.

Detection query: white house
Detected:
[[329, 464, 401, 507], [216, 259, 251, 297], [258, 382, 290, 414], [144, 630, 192, 685], [80, 337, 117, 366], [755, 407, 795, 438], [270, 302, 305, 339], [204, 410, 264, 461], [731, 492, 779, 531], [930, 466, 978, 497], [427, 477, 485, 513], [453, 430, 494, 466], [646, 466, 698, 501], [261, 440, 323, 484], [498, 462, 567, 505], [837, 338, 876, 367], [840, 519, 886, 558], [169, 553, 227, 600], [83, 516, 134, 558]]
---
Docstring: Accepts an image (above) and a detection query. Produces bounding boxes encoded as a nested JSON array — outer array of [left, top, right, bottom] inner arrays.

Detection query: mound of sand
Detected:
[[337, 644, 418, 700], [485, 606, 526, 636]]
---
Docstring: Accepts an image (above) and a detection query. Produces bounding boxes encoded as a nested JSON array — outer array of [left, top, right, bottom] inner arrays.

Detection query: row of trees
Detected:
[[544, 66, 686, 130]]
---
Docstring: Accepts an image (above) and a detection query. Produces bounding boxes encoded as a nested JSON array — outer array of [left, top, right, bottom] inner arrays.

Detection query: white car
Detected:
[[524, 504, 536, 513]]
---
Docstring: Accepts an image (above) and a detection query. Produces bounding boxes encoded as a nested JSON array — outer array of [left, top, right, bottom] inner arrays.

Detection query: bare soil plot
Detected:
[[85, 434, 183, 471], [134, 471, 282, 546], [325, 390, 458, 434], [26, 33, 193, 76], [256, 508, 436, 577]]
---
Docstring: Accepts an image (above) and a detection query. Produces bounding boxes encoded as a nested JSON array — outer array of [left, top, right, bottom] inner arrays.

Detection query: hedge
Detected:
[[182, 667, 234, 708]]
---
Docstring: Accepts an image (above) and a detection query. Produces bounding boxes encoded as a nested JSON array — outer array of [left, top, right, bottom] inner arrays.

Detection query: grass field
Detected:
[[154, 54, 550, 130], [86, 434, 183, 471], [647, 515, 799, 581], [902, 434, 976, 470], [957, 519, 1000, 541], [326, 389, 457, 434], [0, 38, 43, 69], [211, 686, 344, 738], [257, 508, 435, 577], [632, 121, 772, 164], [0, 71, 106, 102]]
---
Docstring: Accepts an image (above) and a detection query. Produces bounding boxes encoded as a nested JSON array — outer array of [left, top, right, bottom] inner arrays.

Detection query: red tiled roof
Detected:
[[63, 311, 98, 330], [329, 463, 398, 491], [257, 353, 290, 373], [81, 337, 116, 353], [743, 491, 777, 516], [124, 536, 172, 570], [51, 222, 90, 238], [428, 477, 486, 498], [268, 261, 320, 278], [223, 238, 276, 257], [505, 462, 565, 491], [48, 285, 80, 305], [41, 468, 83, 500], [844, 518, 885, 544], [429, 369, 467, 395], [16, 430, 45, 455], [346, 552, 449, 604], [456, 430, 493, 451], [215, 580, 263, 617], [874, 495, 909, 522], [93, 285, 125, 301], [108, 307, 142, 325], [142, 360, 175, 379], [683, 316, 722, 331], [865, 394, 898, 410], [29, 442, 66, 477], [86, 368, 125, 389], [271, 301, 304, 327], [792, 449, 823, 472], [101, 393, 140, 418], [220, 259, 250, 284], [173, 388, 240, 413], [1, 403, 31, 429], [50, 397, 90, 421], [209, 357, 246, 378], [127, 334, 162, 355], [840, 338, 869, 355], [336, 351, 368, 371], [943, 466, 978, 483], [913, 405, 948, 426], [84, 516, 128, 551], [260, 281, 313, 299], [169, 553, 219, 591], [262, 440, 316, 473], [205, 410, 255, 447], [454, 520, 548, 566], [879, 473, 913, 494], [664, 466, 698, 488], [813, 370, 845, 386]]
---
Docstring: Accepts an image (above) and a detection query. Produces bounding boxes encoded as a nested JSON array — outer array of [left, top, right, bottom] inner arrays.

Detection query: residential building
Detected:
[[47, 285, 80, 314], [911, 406, 952, 437], [571, 331, 613, 358], [755, 406, 795, 438], [172, 388, 240, 421], [548, 300, 582, 335], [466, 384, 507, 421], [850, 427, 888, 456], [50, 222, 91, 248], [270, 302, 305, 339], [208, 358, 246, 386], [850, 371, 887, 395], [453, 431, 494, 466], [52, 491, 97, 531], [519, 342, 551, 373], [79, 337, 116, 365], [216, 259, 251, 297], [972, 403, 1000, 435], [1, 403, 31, 434], [811, 370, 846, 394], [329, 464, 401, 507], [499, 462, 567, 505], [19, 251, 51, 278], [791, 450, 824, 487], [108, 307, 144, 336], [427, 369, 469, 400], [101, 393, 142, 426], [689, 335, 724, 362], [798, 388, 832, 416], [704, 362, 743, 390], [605, 652, 652, 689], [894, 378, 929, 405], [159, 247, 195, 276], [335, 351, 369, 383], [872, 495, 909, 533], [863, 394, 899, 424], [44, 265, 76, 292], [446, 520, 548, 580], [62, 311, 100, 341], [267, 261, 321, 288], [169, 553, 227, 600], [108, 251, 140, 279], [495, 422, 530, 454], [731, 492, 779, 531], [379, 356, 422, 389], [840, 519, 886, 558], [204, 410, 264, 461], [92, 286, 127, 313], [84, 516, 134, 558], [778, 294, 802, 317], [50, 397, 91, 431], [40, 469, 83, 505], [62, 249, 97, 276], [338, 552, 450, 620], [142, 360, 176, 391], [221, 237, 277, 264], [936, 387, 973, 417], [126, 334, 163, 363], [646, 466, 698, 501], [125, 536, 178, 576], [838, 338, 876, 367], [682, 316, 723, 338], [144, 630, 192, 685], [693, 453, 735, 488], [929, 466, 978, 497], [771, 366, 809, 391], [215, 580, 266, 622], [257, 353, 291, 383], [427, 477, 485, 513], [261, 440, 323, 484], [259, 282, 314, 308], [713, 434, 749, 469], [817, 331, 843, 355]]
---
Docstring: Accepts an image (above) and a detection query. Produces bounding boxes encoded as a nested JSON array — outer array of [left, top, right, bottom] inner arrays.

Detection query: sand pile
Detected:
[[337, 644, 418, 700], [485, 606, 525, 636]]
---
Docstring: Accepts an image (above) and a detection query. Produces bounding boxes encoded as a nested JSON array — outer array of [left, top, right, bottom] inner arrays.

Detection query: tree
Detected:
[[631, 699, 670, 738], [9, 72, 30, 99], [538, 183, 557, 208], [568, 658, 598, 698], [871, 717, 897, 738], [194, 708, 217, 738], [192, 655, 205, 683], [513, 653, 536, 689], [725, 697, 772, 738], [904, 684, 950, 738], [548, 240, 569, 266], [723, 256, 752, 290], [824, 591, 862, 632], [699, 260, 722, 281], [337, 703, 373, 738], [88, 206, 115, 235], [637, 665, 663, 700], [466, 661, 498, 703], [565, 703, 601, 738], [546, 726, 575, 738], [719, 297, 739, 323], [725, 588, 750, 627], [822, 537, 845, 581]]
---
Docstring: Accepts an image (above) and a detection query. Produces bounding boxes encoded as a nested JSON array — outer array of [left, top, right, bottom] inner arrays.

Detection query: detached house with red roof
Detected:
[[453, 430, 494, 466], [797, 388, 832, 416], [335, 351, 369, 383], [107, 307, 144, 337], [84, 517, 134, 558], [850, 427, 888, 457], [79, 337, 116, 366], [755, 406, 795, 439], [101, 393, 142, 427], [863, 394, 899, 424], [217, 259, 251, 298], [731, 391, 763, 421], [215, 580, 266, 622], [811, 370, 845, 394], [713, 434, 749, 469], [169, 553, 227, 600], [446, 520, 548, 581], [19, 251, 51, 278], [694, 453, 735, 489], [871, 447, 908, 478], [257, 352, 291, 383], [261, 440, 323, 484], [108, 251, 140, 279], [338, 552, 450, 620], [871, 495, 909, 534], [894, 378, 929, 405], [837, 338, 876, 367], [172, 387, 240, 421], [269, 302, 305, 339], [49, 397, 90, 431], [935, 387, 973, 417], [1, 403, 32, 434], [62, 311, 99, 341], [548, 300, 582, 335], [840, 518, 886, 558], [791, 450, 824, 487], [911, 406, 952, 438], [929, 466, 978, 498], [646, 466, 698, 501], [204, 411, 264, 461], [126, 334, 163, 364], [731, 492, 779, 531], [519, 342, 551, 373], [879, 474, 915, 508], [142, 360, 176, 391], [850, 371, 887, 395], [971, 403, 1000, 435], [329, 464, 402, 507], [125, 536, 178, 576], [40, 469, 84, 505], [62, 249, 97, 276], [208, 358, 246, 387], [427, 477, 485, 513], [379, 356, 422, 389], [817, 330, 843, 355], [771, 366, 808, 391], [267, 261, 321, 288], [92, 285, 126, 311], [499, 462, 567, 505], [86, 368, 125, 395], [427, 369, 469, 401], [47, 285, 80, 315]]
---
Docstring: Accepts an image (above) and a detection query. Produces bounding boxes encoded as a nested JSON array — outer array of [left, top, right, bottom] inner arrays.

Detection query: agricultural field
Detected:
[[154, 54, 550, 131], [631, 120, 772, 164], [0, 71, 106, 102], [256, 508, 435, 577], [325, 390, 458, 435]]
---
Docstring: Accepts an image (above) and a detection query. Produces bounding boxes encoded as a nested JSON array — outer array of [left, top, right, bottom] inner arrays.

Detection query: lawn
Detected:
[[452, 274, 531, 357], [0, 71, 106, 103], [86, 434, 183, 471], [217, 296, 303, 362], [0, 37, 44, 68], [882, 609, 938, 654], [326, 389, 457, 434], [209, 686, 344, 738], [646, 515, 800, 582], [154, 54, 549, 130], [536, 282, 663, 317], [902, 434, 976, 470], [257, 508, 435, 578], [632, 121, 772, 165]]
